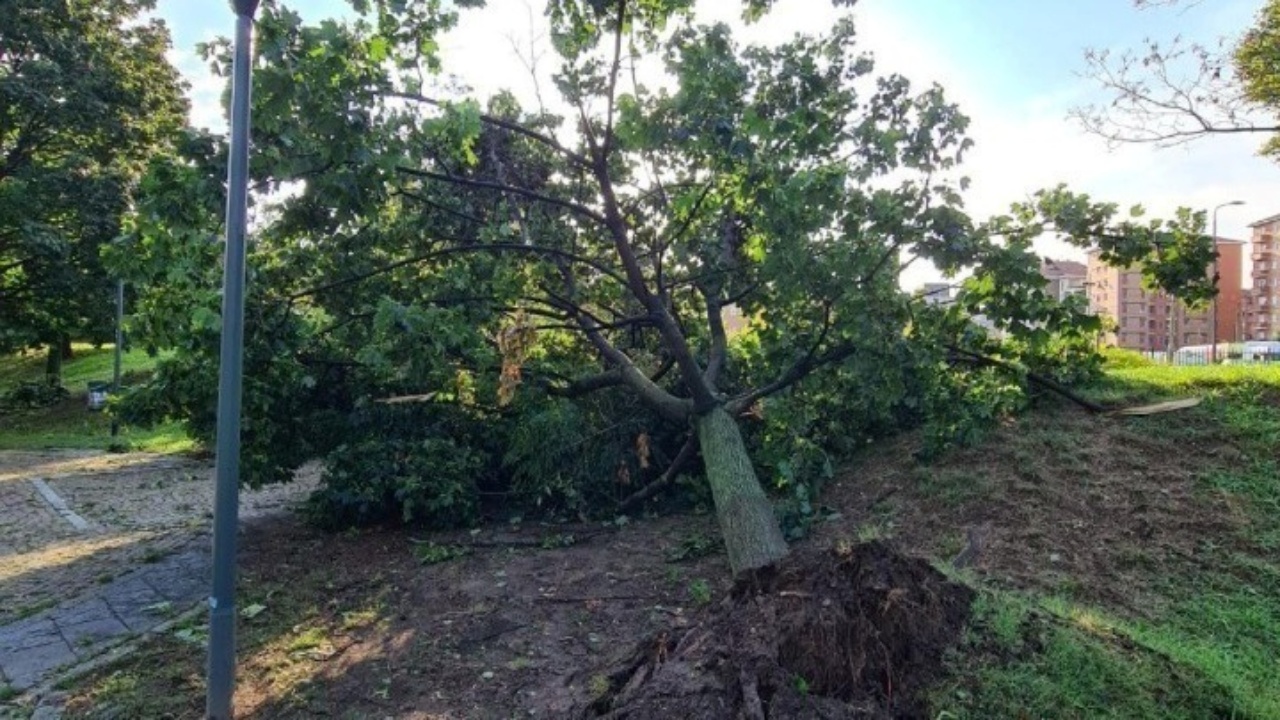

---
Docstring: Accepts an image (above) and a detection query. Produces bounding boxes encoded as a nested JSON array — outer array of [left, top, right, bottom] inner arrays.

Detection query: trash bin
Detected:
[[87, 381, 110, 411]]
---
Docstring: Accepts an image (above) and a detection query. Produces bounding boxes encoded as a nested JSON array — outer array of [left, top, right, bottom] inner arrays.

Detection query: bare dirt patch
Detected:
[[59, 515, 971, 720], [62, 513, 740, 719], [814, 402, 1249, 618]]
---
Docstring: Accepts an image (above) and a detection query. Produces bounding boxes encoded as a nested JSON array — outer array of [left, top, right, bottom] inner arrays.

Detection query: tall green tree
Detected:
[[122, 0, 1211, 574], [0, 0, 187, 380]]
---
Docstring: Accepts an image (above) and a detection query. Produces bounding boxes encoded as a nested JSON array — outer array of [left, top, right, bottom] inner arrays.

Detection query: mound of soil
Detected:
[[580, 541, 973, 719]]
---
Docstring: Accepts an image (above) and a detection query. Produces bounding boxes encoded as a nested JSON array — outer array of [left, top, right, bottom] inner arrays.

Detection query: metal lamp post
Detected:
[[1211, 200, 1245, 364], [111, 279, 123, 437], [207, 1, 259, 717]]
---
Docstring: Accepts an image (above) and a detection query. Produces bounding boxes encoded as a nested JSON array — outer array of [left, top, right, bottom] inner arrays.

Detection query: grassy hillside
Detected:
[[0, 344, 191, 452], [821, 364, 1280, 719], [0, 344, 166, 389]]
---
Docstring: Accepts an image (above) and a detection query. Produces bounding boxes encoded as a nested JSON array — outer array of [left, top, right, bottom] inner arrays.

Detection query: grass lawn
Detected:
[[929, 363, 1280, 719], [0, 344, 193, 452]]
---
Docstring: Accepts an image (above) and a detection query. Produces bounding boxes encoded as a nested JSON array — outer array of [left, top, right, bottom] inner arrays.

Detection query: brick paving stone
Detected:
[[101, 576, 167, 632], [0, 618, 62, 653], [58, 616, 128, 656], [47, 598, 114, 628], [141, 555, 208, 604], [0, 636, 76, 690]]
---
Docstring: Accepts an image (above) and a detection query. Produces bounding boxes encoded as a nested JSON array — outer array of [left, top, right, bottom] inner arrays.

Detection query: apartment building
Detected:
[[1245, 214, 1280, 340], [1086, 239, 1244, 352], [920, 282, 954, 306], [1040, 258, 1088, 301]]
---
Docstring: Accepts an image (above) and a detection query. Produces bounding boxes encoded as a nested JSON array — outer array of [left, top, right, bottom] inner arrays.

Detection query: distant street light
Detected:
[[1212, 200, 1246, 363], [111, 279, 123, 438]]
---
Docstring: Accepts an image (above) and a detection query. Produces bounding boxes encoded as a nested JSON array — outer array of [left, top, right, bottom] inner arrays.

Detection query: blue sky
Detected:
[[881, 0, 1255, 104], [156, 0, 1275, 282]]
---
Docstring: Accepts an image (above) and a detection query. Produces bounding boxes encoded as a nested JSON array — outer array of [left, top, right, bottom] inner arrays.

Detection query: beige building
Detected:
[[1040, 258, 1088, 301], [1087, 239, 1245, 352]]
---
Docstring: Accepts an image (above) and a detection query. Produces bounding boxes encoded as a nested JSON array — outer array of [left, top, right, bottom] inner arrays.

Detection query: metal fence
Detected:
[[1142, 345, 1280, 366]]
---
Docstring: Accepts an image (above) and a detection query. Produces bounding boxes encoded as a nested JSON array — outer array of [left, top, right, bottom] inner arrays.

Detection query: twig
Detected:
[[867, 486, 899, 509], [617, 433, 698, 511], [396, 165, 607, 225], [534, 594, 656, 603], [383, 90, 590, 168], [375, 392, 439, 405], [287, 242, 628, 301]]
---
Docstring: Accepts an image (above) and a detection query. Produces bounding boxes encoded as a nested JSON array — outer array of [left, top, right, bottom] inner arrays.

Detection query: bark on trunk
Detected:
[[696, 405, 789, 575], [44, 343, 63, 387]]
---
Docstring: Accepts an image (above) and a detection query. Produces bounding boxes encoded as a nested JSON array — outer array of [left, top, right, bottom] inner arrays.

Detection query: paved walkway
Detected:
[[0, 543, 207, 691], [0, 451, 316, 707]]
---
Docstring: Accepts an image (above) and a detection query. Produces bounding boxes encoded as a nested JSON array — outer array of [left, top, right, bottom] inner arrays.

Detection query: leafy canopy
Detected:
[[0, 0, 187, 359]]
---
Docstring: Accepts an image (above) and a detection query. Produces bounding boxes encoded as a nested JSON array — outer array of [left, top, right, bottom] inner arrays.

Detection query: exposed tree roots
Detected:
[[577, 541, 974, 719]]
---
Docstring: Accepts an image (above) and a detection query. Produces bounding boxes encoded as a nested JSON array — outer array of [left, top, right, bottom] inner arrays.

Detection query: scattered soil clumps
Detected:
[[580, 541, 973, 719]]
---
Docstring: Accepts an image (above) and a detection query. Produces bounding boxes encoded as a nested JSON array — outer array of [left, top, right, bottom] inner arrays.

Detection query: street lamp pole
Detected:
[[1211, 200, 1246, 364], [111, 279, 123, 438], [207, 1, 259, 718]]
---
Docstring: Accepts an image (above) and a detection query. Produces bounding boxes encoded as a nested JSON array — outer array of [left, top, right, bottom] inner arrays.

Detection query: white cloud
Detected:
[[168, 43, 227, 132]]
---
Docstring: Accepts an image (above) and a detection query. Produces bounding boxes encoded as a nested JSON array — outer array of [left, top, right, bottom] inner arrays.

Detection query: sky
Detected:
[[156, 0, 1276, 287]]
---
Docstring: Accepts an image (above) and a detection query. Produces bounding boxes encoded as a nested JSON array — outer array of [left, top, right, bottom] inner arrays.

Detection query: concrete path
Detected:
[[0, 543, 207, 691], [0, 450, 317, 713]]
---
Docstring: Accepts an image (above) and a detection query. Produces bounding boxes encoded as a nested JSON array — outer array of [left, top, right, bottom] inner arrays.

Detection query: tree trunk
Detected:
[[696, 405, 789, 575], [60, 334, 74, 360], [44, 342, 63, 387]]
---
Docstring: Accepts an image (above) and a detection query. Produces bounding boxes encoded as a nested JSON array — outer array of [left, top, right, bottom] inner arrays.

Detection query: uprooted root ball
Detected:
[[582, 541, 974, 719]]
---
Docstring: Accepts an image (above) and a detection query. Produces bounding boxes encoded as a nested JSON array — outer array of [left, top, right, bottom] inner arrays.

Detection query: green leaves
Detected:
[[367, 35, 390, 62], [0, 0, 186, 357], [1235, 0, 1280, 159], [109, 0, 1210, 544], [1023, 186, 1216, 306]]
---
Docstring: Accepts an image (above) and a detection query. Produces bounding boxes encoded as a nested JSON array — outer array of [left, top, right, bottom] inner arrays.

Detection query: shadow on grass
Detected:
[[933, 587, 1251, 720], [955, 364, 1280, 719]]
